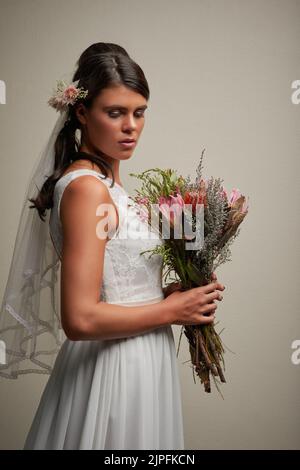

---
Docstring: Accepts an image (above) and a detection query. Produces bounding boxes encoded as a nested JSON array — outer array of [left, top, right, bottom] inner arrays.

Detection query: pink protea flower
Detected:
[[158, 193, 184, 226], [47, 79, 88, 112], [228, 188, 242, 205]]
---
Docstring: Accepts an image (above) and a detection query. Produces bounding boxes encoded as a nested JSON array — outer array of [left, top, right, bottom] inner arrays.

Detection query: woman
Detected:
[[2, 42, 225, 449]]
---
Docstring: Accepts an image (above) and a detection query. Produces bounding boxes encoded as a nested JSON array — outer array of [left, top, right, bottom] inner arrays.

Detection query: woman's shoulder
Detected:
[[53, 164, 102, 211], [60, 160, 104, 179], [53, 170, 113, 227], [55, 162, 108, 195], [55, 167, 110, 203]]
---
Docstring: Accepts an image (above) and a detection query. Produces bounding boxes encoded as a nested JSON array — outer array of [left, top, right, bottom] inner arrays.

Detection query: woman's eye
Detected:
[[108, 111, 121, 118], [108, 111, 145, 118]]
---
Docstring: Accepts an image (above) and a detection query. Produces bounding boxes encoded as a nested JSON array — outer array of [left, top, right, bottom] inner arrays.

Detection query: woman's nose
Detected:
[[122, 114, 138, 130]]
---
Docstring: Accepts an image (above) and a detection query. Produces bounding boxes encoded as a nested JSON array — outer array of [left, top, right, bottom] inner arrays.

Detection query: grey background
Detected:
[[0, 0, 299, 450]]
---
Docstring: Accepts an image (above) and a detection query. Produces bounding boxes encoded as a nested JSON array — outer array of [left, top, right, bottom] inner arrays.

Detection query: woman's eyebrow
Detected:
[[103, 104, 148, 110]]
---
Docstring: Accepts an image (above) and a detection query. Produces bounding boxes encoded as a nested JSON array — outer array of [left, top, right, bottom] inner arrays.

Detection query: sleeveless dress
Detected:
[[23, 168, 185, 450]]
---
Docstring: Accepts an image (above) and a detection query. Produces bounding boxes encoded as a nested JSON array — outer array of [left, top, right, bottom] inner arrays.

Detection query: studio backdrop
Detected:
[[0, 0, 299, 450]]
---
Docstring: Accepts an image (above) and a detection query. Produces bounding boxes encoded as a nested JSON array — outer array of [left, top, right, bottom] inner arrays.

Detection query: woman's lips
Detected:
[[118, 141, 136, 148]]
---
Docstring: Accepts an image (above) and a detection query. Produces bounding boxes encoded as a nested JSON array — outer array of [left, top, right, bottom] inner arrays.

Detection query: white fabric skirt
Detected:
[[23, 297, 185, 450]]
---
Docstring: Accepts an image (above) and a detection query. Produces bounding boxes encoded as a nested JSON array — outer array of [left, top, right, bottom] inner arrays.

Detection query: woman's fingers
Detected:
[[199, 313, 216, 324], [201, 282, 225, 294], [206, 290, 223, 302]]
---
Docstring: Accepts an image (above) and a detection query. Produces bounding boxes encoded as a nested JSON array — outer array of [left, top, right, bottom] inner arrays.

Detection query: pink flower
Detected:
[[228, 188, 242, 205], [158, 193, 184, 226], [47, 79, 88, 112], [64, 85, 79, 102]]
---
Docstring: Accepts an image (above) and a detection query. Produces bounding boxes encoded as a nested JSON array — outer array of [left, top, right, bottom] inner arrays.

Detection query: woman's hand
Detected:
[[163, 272, 225, 326], [163, 272, 219, 298]]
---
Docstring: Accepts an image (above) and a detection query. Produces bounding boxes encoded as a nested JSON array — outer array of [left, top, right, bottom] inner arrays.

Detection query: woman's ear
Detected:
[[75, 103, 88, 126]]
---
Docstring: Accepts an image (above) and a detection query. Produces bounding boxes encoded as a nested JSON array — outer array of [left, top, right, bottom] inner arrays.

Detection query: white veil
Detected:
[[0, 109, 69, 379]]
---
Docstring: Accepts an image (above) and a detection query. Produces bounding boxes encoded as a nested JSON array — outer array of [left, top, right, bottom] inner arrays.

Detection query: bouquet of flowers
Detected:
[[129, 149, 249, 397]]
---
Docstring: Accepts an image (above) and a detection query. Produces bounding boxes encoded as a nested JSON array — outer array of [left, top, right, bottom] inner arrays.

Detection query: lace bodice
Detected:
[[49, 169, 165, 304]]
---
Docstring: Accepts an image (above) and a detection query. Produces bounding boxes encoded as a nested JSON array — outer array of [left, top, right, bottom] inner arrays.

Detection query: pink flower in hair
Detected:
[[47, 79, 88, 112]]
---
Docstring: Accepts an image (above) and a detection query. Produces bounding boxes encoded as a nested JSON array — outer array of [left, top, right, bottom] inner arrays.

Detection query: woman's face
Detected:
[[76, 84, 148, 160]]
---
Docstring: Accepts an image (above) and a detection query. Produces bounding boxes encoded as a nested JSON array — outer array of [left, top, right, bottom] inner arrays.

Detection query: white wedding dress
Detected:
[[23, 168, 185, 450]]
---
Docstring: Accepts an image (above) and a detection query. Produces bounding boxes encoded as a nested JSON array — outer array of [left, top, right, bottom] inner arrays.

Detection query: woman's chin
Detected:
[[119, 150, 135, 159]]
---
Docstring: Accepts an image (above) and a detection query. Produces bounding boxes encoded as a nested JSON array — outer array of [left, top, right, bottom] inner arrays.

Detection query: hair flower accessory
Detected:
[[47, 79, 88, 112]]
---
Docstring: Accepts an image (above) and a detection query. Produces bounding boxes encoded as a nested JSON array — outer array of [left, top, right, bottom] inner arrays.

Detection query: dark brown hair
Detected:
[[29, 42, 150, 221]]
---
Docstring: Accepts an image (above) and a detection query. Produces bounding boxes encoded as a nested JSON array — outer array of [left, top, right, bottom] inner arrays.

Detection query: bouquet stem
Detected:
[[177, 275, 227, 397]]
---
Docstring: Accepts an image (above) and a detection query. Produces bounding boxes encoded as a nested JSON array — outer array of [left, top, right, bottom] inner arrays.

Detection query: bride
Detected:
[[0, 42, 225, 450]]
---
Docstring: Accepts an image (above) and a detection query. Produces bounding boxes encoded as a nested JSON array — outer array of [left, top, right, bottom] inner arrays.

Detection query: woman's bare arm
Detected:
[[60, 175, 172, 341]]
